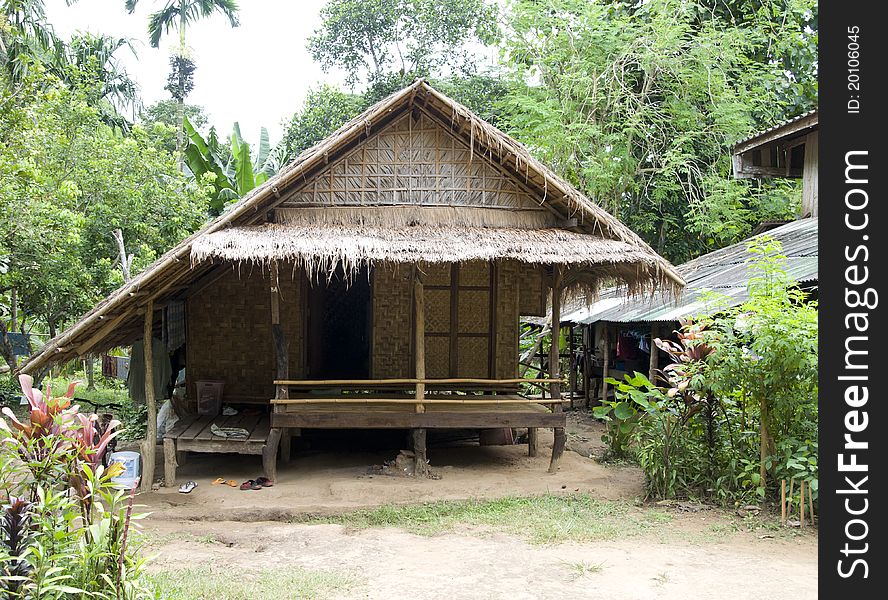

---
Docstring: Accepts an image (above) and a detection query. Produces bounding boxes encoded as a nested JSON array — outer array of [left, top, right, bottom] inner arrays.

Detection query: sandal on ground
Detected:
[[255, 476, 274, 487], [178, 480, 197, 494], [212, 477, 226, 485], [239, 479, 262, 490]]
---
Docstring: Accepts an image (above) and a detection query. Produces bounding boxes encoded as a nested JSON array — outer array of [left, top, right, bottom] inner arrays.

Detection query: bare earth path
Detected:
[[144, 515, 816, 600], [140, 416, 817, 599]]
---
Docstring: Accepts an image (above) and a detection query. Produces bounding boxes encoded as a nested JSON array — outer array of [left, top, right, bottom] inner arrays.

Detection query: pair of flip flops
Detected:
[[212, 477, 238, 487], [178, 480, 197, 494], [240, 476, 273, 490]]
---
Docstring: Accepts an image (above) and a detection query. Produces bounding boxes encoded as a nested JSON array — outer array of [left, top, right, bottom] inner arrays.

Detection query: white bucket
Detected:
[[109, 451, 141, 489]]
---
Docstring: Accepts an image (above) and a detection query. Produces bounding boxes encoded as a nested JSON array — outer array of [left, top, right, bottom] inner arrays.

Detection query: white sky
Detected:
[[47, 0, 349, 144]]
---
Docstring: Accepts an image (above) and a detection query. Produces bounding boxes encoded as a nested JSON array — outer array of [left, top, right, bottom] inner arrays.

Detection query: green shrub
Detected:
[[0, 375, 153, 598]]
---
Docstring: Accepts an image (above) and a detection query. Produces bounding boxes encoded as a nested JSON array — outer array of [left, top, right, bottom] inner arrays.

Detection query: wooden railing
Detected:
[[270, 378, 563, 408]]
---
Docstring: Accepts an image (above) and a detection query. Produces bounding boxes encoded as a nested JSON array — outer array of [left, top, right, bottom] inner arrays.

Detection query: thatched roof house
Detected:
[[19, 80, 681, 487]]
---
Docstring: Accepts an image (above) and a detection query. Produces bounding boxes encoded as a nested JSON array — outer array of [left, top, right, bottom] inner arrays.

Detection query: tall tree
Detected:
[[125, 0, 239, 169], [308, 0, 498, 87], [501, 0, 816, 262]]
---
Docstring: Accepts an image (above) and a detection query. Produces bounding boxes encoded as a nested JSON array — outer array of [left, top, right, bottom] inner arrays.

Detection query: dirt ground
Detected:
[[139, 413, 817, 599], [141, 415, 636, 520]]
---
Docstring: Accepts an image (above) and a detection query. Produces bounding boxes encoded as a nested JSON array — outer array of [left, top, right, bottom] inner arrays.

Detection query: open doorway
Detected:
[[307, 266, 372, 379]]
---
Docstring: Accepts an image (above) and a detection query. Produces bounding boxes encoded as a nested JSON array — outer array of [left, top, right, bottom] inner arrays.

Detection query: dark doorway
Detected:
[[307, 267, 372, 379]]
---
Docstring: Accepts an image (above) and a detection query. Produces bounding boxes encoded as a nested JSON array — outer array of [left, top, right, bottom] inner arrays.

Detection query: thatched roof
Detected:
[[18, 80, 682, 375]]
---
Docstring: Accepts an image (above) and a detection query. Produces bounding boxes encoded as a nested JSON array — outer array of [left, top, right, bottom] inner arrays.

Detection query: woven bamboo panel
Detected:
[[186, 264, 304, 405], [457, 290, 489, 334], [425, 335, 450, 378], [457, 336, 489, 378], [518, 263, 546, 316], [425, 289, 451, 334], [495, 260, 521, 378], [282, 112, 547, 212], [421, 262, 450, 286], [371, 266, 412, 378], [459, 261, 490, 286]]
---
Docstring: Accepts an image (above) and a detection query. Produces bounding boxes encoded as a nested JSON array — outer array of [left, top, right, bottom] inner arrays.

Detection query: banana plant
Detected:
[[183, 116, 289, 214]]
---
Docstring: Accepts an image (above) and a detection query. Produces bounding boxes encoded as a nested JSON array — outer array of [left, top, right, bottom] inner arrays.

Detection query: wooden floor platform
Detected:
[[271, 399, 565, 429], [162, 413, 282, 485]]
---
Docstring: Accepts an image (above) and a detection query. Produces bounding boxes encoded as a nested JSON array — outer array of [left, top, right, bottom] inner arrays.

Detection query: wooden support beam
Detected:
[[548, 266, 566, 474], [140, 301, 156, 492], [527, 427, 538, 457], [582, 324, 592, 408], [412, 428, 429, 477], [568, 325, 576, 409], [270, 262, 289, 400], [601, 325, 610, 402], [648, 324, 659, 384], [413, 269, 425, 413]]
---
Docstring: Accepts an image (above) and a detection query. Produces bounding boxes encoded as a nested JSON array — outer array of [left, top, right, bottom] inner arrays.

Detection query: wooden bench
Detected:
[[162, 413, 282, 486]]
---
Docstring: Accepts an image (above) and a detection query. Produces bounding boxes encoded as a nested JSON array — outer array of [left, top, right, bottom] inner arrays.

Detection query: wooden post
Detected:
[[140, 301, 156, 492], [527, 427, 538, 457], [582, 324, 591, 408], [271, 262, 289, 400], [163, 438, 177, 486], [808, 481, 815, 522], [781, 479, 786, 525], [648, 324, 659, 384], [568, 325, 576, 409], [413, 270, 425, 413], [270, 262, 289, 464], [548, 267, 565, 474], [601, 324, 610, 402], [799, 479, 806, 527], [412, 428, 429, 477]]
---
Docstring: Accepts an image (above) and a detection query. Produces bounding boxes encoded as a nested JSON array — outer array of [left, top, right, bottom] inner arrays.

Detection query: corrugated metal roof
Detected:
[[733, 109, 818, 152], [562, 218, 818, 325]]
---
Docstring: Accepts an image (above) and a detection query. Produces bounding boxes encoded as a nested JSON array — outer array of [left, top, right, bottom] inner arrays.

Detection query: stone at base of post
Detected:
[[548, 427, 566, 473], [527, 428, 539, 457], [411, 428, 429, 477], [162, 438, 176, 487]]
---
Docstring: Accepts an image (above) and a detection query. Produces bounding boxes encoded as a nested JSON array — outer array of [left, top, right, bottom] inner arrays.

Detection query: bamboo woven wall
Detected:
[[280, 112, 551, 213], [186, 265, 304, 404], [371, 266, 412, 378], [495, 260, 521, 379], [518, 263, 546, 316]]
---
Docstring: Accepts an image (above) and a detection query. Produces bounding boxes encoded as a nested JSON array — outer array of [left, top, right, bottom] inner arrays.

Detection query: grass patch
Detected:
[[564, 560, 606, 579], [310, 494, 670, 544], [149, 566, 356, 600]]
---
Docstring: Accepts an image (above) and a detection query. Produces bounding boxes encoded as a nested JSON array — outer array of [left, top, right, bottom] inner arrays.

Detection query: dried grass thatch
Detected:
[[192, 224, 670, 284]]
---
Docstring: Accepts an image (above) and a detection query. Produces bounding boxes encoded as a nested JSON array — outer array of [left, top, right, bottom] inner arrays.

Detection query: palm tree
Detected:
[[125, 0, 239, 168], [1, 0, 70, 81]]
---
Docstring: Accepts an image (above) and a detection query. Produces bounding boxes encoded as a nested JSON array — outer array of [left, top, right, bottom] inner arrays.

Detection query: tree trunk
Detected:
[[759, 395, 769, 491], [112, 229, 133, 282]]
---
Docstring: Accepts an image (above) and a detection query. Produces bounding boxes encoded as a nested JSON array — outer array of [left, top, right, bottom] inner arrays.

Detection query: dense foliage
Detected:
[[0, 67, 208, 371], [501, 0, 816, 262], [599, 241, 817, 504]]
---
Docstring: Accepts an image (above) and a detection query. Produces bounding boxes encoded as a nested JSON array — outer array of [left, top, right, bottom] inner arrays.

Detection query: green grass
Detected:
[[149, 566, 357, 600], [564, 560, 606, 578], [309, 494, 671, 544]]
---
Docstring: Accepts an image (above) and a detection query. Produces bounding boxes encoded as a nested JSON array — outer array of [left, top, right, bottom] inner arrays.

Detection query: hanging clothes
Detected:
[[127, 337, 173, 404], [616, 331, 639, 360], [101, 354, 116, 378]]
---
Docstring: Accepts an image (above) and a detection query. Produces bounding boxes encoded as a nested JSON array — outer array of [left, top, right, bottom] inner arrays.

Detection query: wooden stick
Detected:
[[549, 266, 565, 474], [799, 479, 805, 527], [781, 479, 786, 525], [274, 378, 557, 386], [271, 398, 563, 405], [413, 270, 425, 413], [140, 301, 156, 492], [808, 481, 815, 522]]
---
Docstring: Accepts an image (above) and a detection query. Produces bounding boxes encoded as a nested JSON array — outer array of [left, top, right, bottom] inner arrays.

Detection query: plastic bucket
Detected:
[[109, 451, 141, 489]]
